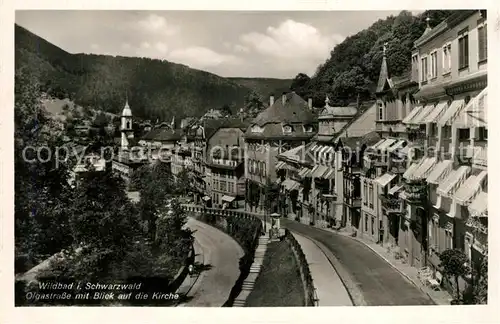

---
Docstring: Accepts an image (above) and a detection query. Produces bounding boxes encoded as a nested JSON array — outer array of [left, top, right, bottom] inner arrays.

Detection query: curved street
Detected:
[[281, 219, 434, 306], [178, 218, 244, 307]]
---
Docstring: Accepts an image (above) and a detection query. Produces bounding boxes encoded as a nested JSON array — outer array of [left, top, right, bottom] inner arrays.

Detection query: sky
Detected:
[[16, 10, 416, 79]]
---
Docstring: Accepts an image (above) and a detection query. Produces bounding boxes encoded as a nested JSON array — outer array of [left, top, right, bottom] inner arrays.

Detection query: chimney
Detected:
[[270, 95, 274, 106], [282, 92, 287, 105], [308, 98, 313, 110]]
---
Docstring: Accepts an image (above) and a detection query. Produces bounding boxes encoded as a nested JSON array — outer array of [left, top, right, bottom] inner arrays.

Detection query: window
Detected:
[[430, 51, 438, 79], [458, 128, 470, 141], [363, 182, 368, 205], [458, 29, 469, 70], [411, 54, 419, 81], [478, 127, 488, 141], [369, 184, 374, 208], [282, 125, 292, 134], [442, 43, 452, 74], [365, 214, 368, 232], [445, 227, 454, 250], [478, 21, 487, 62], [378, 105, 384, 120], [421, 56, 428, 82], [220, 181, 227, 192], [371, 217, 375, 236]]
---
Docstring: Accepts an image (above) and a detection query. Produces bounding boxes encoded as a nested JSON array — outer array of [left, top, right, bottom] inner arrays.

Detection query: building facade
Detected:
[[244, 92, 316, 214], [400, 11, 487, 293]]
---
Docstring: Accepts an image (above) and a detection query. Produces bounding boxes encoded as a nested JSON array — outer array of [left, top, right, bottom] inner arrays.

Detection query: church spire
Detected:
[[376, 42, 390, 93]]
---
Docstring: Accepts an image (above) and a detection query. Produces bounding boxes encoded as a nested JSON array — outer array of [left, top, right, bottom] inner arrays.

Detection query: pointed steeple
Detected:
[[325, 95, 331, 107], [376, 42, 390, 93], [122, 92, 132, 117]]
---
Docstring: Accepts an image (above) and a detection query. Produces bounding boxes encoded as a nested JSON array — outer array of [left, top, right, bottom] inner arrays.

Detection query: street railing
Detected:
[[284, 229, 317, 306]]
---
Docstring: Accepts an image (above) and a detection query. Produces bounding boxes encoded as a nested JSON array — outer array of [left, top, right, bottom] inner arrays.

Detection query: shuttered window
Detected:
[[458, 29, 469, 69], [478, 23, 487, 62]]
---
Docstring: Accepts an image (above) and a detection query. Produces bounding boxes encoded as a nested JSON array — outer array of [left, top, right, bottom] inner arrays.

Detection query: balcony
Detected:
[[390, 164, 407, 174], [404, 179, 427, 204], [380, 195, 403, 214]]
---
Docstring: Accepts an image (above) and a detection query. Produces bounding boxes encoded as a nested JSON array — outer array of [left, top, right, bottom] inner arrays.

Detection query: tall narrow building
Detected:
[[121, 99, 134, 151]]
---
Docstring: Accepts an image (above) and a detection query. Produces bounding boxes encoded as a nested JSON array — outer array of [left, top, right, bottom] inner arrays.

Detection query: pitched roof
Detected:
[[142, 129, 163, 140], [203, 118, 251, 140], [333, 102, 377, 141], [338, 131, 381, 150], [155, 129, 182, 142], [251, 92, 315, 126], [319, 106, 358, 118]]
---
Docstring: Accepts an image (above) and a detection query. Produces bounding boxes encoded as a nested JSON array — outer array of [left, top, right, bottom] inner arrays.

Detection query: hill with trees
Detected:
[[228, 77, 292, 101], [290, 10, 458, 107], [15, 24, 284, 122]]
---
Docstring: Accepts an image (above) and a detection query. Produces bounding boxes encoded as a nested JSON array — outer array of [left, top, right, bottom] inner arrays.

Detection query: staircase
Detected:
[[232, 232, 270, 307]]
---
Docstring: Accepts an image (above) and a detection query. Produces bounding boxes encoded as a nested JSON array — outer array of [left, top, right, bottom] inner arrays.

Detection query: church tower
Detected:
[[120, 98, 134, 150]]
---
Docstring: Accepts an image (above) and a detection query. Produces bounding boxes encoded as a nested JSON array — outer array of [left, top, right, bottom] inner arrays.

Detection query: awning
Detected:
[[221, 195, 236, 203], [203, 196, 211, 201], [388, 184, 404, 195], [422, 101, 448, 124], [403, 160, 421, 180], [437, 166, 471, 197], [310, 165, 329, 178], [375, 173, 396, 187], [398, 145, 411, 158], [371, 138, 386, 149], [403, 105, 424, 124], [468, 191, 488, 217], [426, 160, 453, 184], [377, 138, 397, 151], [309, 144, 318, 153], [411, 157, 437, 179], [323, 168, 336, 180], [438, 99, 465, 126], [454, 87, 487, 128], [473, 146, 487, 168], [276, 161, 286, 170], [387, 140, 407, 153], [282, 179, 300, 191], [298, 167, 312, 178], [410, 104, 435, 125], [454, 171, 487, 205]]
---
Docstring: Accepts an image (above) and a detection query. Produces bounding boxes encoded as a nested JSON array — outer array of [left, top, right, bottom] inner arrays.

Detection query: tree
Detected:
[[290, 73, 311, 92], [439, 249, 471, 301], [220, 104, 232, 117]]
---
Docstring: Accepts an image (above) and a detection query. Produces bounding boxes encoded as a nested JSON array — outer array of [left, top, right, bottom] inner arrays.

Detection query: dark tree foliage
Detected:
[[290, 10, 458, 106]]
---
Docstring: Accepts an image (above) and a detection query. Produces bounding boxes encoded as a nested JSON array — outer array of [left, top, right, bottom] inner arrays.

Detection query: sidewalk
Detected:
[[175, 239, 204, 304], [330, 229, 453, 305], [291, 232, 353, 306]]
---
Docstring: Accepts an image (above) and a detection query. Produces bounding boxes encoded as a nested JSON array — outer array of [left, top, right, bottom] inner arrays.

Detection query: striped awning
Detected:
[[412, 157, 437, 180], [377, 138, 397, 151], [426, 160, 453, 184], [387, 140, 407, 153], [298, 167, 312, 178], [473, 146, 487, 168], [438, 99, 465, 126], [422, 101, 448, 124], [403, 160, 422, 180], [323, 168, 336, 179], [437, 166, 471, 197], [276, 161, 286, 170], [403, 105, 424, 124], [410, 104, 435, 125], [454, 87, 487, 128], [282, 179, 300, 191], [468, 191, 488, 217], [371, 138, 386, 149], [375, 173, 396, 187], [310, 165, 330, 179], [454, 171, 487, 205], [388, 184, 404, 195]]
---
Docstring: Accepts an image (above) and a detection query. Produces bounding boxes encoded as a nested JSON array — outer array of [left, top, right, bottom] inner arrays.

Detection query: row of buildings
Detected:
[[273, 10, 488, 295], [99, 10, 487, 296]]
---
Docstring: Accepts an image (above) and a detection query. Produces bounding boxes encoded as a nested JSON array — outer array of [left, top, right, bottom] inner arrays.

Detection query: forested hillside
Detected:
[[229, 78, 292, 101], [15, 25, 261, 121], [290, 10, 458, 107]]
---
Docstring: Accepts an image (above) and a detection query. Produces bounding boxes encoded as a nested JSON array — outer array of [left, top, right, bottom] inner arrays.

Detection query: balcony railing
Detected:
[[380, 195, 403, 213], [404, 179, 427, 204]]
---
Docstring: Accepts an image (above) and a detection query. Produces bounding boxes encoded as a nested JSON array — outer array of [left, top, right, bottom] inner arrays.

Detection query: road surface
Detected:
[[282, 219, 434, 306], [179, 218, 244, 307]]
